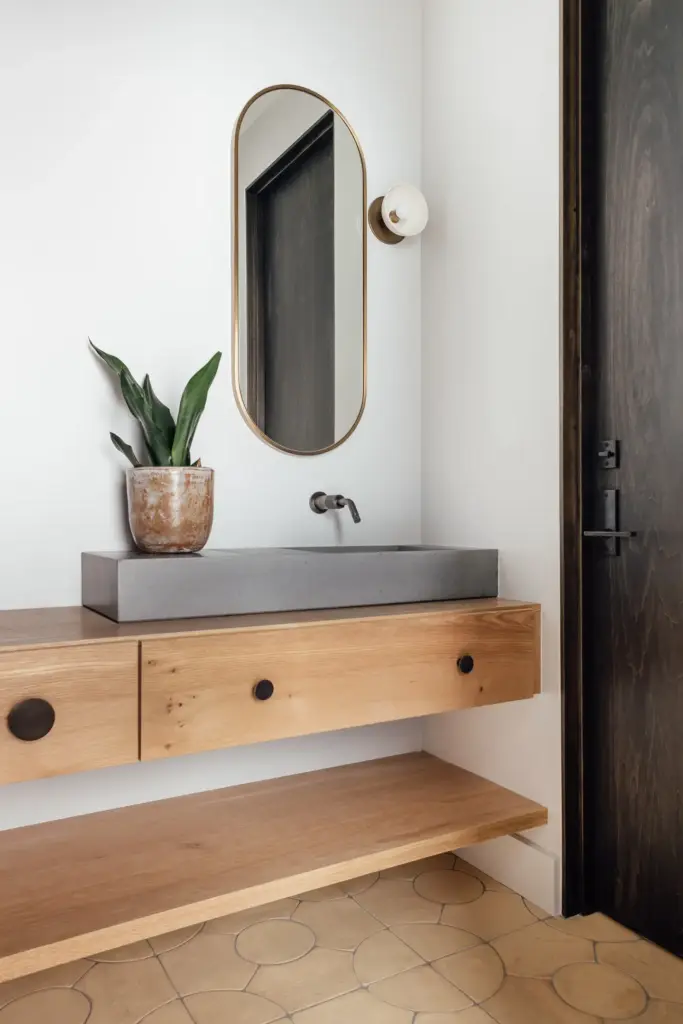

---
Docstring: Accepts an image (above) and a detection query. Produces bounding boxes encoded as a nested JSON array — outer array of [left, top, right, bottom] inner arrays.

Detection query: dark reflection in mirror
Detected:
[[234, 86, 366, 455]]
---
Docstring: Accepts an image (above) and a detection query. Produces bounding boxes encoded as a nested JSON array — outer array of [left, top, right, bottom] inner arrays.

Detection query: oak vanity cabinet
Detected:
[[0, 601, 540, 781], [0, 600, 545, 985], [140, 603, 540, 761], [0, 642, 138, 784]]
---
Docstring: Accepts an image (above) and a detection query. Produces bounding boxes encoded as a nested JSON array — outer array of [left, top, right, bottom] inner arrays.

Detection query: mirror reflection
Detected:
[[234, 86, 366, 454]]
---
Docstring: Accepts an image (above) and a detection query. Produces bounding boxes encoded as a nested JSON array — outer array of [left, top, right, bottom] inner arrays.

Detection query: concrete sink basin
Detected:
[[293, 545, 432, 552], [82, 546, 498, 623]]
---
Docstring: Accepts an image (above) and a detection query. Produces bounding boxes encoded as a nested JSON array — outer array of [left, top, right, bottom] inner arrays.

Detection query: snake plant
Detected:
[[90, 340, 222, 467]]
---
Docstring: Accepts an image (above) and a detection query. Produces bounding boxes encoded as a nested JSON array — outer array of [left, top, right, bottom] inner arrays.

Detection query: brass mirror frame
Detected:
[[232, 83, 368, 456]]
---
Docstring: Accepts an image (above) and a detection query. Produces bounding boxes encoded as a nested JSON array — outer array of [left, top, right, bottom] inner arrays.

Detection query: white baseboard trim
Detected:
[[456, 833, 560, 915]]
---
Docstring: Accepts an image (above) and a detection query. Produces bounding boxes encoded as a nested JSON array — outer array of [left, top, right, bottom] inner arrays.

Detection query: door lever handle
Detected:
[[583, 530, 636, 539], [585, 490, 634, 554]]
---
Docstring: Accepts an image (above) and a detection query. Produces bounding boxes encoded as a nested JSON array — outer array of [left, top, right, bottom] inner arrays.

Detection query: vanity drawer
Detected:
[[140, 604, 540, 761], [0, 642, 139, 784]]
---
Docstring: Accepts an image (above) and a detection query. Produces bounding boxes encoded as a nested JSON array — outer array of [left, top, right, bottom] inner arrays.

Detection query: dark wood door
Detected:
[[583, 0, 683, 954], [246, 112, 335, 452]]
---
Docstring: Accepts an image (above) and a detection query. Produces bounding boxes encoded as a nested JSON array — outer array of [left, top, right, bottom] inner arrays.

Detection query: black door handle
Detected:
[[583, 530, 636, 539]]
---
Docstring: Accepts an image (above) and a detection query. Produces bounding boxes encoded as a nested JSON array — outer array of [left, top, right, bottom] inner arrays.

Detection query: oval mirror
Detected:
[[233, 85, 366, 455]]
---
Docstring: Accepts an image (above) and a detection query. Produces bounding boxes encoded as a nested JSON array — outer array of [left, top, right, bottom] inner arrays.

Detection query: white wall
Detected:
[[421, 0, 562, 912], [0, 721, 419, 830], [0, 0, 423, 825], [0, 0, 422, 610]]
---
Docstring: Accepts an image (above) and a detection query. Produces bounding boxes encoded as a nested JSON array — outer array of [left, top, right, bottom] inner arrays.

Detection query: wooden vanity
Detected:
[[0, 598, 546, 982]]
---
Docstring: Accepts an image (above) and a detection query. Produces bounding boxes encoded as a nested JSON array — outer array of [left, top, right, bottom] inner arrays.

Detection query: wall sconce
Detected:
[[368, 184, 429, 245]]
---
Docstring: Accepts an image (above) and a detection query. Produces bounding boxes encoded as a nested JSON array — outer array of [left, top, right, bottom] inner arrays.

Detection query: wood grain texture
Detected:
[[585, 0, 683, 954], [0, 752, 547, 982], [0, 643, 138, 784], [562, 0, 588, 919], [0, 599, 537, 652], [141, 605, 540, 760]]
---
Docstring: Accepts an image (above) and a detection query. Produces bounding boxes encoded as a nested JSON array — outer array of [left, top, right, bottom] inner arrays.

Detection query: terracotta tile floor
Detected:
[[2, 853, 682, 1023]]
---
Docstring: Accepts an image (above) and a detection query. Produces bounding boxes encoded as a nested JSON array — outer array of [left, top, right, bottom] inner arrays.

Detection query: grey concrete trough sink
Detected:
[[82, 546, 498, 623]]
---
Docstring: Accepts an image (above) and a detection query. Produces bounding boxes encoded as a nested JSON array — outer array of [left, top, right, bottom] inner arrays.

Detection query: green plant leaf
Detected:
[[89, 339, 132, 378], [142, 374, 176, 450], [171, 351, 222, 466], [90, 338, 152, 430], [110, 433, 143, 467], [90, 339, 171, 466], [120, 371, 172, 466]]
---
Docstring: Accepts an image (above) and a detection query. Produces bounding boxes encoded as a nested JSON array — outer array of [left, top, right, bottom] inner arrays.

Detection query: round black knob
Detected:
[[253, 679, 275, 701], [457, 654, 475, 675], [7, 698, 56, 741]]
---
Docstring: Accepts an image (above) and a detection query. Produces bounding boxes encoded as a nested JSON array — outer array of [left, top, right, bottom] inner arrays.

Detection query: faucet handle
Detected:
[[339, 497, 361, 524]]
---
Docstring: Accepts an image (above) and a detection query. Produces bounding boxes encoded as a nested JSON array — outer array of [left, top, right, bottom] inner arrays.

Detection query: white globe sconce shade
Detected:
[[368, 184, 429, 244]]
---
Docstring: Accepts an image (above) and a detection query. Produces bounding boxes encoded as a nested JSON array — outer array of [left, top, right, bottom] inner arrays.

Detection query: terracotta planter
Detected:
[[127, 467, 214, 554]]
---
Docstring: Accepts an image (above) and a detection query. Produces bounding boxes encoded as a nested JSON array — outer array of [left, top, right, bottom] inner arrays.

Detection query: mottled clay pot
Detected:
[[127, 467, 214, 554]]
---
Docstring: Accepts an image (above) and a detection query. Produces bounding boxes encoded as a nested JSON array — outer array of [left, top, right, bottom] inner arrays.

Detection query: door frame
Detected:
[[245, 110, 335, 429], [561, 0, 590, 918]]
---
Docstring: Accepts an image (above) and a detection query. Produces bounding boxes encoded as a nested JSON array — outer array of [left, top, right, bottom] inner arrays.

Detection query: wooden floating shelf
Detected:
[[0, 752, 547, 983]]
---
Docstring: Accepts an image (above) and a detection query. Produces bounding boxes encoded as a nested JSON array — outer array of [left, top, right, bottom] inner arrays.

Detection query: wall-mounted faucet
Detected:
[[310, 491, 361, 524]]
